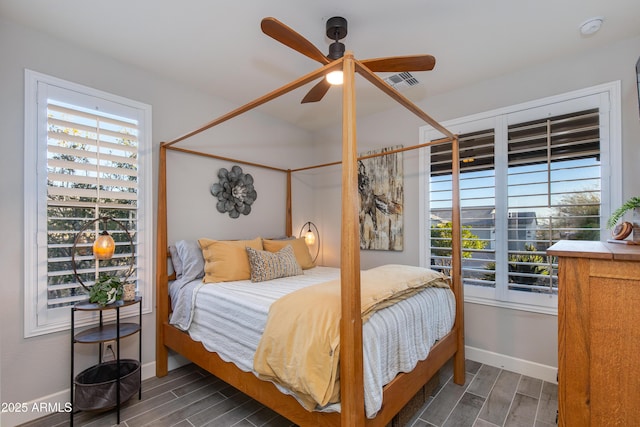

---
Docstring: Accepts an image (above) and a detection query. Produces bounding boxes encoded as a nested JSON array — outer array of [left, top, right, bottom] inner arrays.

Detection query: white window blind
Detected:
[[421, 82, 620, 313], [25, 70, 152, 336], [428, 129, 497, 289], [506, 109, 600, 295], [46, 100, 139, 308]]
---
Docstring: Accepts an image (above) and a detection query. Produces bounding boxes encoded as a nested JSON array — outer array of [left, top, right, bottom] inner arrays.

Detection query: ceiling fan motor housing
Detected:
[[326, 16, 347, 40], [328, 41, 345, 59], [326, 16, 348, 59]]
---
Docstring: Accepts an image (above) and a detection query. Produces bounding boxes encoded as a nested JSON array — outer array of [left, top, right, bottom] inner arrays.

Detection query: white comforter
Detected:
[[169, 266, 455, 418]]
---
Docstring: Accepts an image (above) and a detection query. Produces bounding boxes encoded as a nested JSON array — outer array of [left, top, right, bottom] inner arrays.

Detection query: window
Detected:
[[420, 82, 621, 313], [24, 70, 152, 336]]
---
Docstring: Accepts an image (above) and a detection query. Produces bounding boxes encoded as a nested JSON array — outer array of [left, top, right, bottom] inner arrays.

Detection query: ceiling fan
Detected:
[[261, 16, 436, 103]]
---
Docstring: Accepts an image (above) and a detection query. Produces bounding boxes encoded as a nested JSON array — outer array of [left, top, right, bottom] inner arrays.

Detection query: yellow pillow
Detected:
[[198, 237, 263, 283], [263, 237, 315, 270]]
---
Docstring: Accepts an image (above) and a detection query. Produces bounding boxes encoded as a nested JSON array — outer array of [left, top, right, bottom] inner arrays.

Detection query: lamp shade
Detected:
[[93, 231, 115, 260], [304, 229, 316, 245]]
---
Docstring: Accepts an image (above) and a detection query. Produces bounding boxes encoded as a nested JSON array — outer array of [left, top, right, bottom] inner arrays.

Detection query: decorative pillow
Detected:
[[246, 245, 303, 283], [175, 240, 205, 282], [168, 245, 182, 278], [263, 237, 316, 269], [198, 237, 263, 283]]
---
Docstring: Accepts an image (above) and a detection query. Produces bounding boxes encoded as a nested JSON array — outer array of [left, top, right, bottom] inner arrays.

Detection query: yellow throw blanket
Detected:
[[252, 264, 451, 410]]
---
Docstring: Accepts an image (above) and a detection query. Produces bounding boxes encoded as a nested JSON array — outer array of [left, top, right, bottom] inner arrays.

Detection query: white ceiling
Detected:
[[2, 0, 639, 131]]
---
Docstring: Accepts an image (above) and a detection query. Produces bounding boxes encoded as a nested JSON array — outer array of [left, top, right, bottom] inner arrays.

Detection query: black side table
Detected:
[[70, 297, 142, 425]]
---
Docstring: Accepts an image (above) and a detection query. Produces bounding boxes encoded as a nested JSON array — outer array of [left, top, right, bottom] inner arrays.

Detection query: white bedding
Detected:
[[169, 266, 455, 418]]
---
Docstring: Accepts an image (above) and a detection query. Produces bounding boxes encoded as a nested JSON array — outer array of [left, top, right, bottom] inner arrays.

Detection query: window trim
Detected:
[[24, 69, 153, 337], [419, 81, 621, 315]]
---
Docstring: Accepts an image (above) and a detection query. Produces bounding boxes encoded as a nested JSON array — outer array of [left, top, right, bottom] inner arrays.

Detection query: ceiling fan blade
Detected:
[[261, 17, 330, 65], [361, 55, 436, 72], [301, 79, 332, 104]]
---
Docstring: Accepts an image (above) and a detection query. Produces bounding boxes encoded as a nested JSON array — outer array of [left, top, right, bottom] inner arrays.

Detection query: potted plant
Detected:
[[89, 275, 123, 306], [607, 196, 640, 241]]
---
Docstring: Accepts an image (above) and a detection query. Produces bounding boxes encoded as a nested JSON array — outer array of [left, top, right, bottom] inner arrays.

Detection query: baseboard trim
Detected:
[[2, 361, 157, 427], [466, 345, 557, 384]]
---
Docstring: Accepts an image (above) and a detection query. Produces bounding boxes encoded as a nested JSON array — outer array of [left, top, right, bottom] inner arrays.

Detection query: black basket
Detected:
[[74, 359, 140, 411]]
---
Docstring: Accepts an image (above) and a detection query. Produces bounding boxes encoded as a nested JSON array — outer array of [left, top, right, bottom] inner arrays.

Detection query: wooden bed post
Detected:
[[450, 135, 466, 385], [286, 169, 292, 237], [156, 144, 169, 377], [340, 52, 366, 426]]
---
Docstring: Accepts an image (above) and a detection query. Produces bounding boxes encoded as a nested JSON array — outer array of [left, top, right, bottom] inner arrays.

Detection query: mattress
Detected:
[[170, 266, 455, 418]]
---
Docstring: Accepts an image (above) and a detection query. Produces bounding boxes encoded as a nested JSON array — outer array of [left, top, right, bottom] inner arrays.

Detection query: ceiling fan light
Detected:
[[326, 70, 344, 85]]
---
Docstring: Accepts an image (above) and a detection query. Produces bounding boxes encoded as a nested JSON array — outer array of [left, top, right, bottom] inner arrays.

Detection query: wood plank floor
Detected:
[[20, 360, 557, 427]]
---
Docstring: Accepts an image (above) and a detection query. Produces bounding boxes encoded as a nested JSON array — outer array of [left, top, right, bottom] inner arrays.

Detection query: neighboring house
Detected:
[[431, 207, 496, 249], [507, 211, 538, 251]]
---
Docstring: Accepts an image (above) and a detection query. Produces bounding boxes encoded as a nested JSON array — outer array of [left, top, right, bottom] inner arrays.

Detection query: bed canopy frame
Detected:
[[156, 52, 464, 427]]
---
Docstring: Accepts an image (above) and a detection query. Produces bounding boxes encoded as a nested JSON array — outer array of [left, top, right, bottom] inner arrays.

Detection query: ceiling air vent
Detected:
[[383, 72, 420, 90]]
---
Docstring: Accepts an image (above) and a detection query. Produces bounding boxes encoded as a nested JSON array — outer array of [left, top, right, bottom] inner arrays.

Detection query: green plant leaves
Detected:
[[89, 275, 123, 306], [607, 196, 640, 229]]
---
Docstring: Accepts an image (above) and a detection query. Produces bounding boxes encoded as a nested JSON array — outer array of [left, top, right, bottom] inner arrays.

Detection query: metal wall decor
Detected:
[[358, 145, 404, 251], [211, 165, 257, 218]]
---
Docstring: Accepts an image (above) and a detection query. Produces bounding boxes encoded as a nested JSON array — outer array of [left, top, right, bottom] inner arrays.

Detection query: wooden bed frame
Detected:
[[156, 52, 464, 427]]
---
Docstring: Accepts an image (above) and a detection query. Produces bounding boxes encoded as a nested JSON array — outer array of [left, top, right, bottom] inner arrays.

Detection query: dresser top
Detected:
[[547, 240, 640, 261]]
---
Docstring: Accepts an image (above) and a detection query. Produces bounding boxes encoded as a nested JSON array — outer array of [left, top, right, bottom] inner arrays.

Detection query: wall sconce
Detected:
[[71, 216, 135, 291], [299, 221, 320, 263]]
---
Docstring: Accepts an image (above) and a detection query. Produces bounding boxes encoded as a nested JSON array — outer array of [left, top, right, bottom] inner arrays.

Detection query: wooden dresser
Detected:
[[547, 240, 640, 427]]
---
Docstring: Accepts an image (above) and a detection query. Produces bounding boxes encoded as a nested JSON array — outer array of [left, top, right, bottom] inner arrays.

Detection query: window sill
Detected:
[[464, 295, 558, 316]]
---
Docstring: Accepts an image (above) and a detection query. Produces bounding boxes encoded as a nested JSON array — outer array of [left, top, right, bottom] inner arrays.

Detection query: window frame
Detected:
[[24, 69, 153, 337], [419, 81, 621, 315]]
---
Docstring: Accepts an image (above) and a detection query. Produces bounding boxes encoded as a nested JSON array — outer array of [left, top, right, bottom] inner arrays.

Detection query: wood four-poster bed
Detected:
[[156, 51, 464, 426]]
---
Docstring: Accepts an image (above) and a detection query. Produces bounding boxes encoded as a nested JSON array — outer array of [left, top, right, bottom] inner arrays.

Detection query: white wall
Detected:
[[311, 34, 640, 377], [0, 17, 314, 426], [2, 10, 640, 425]]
